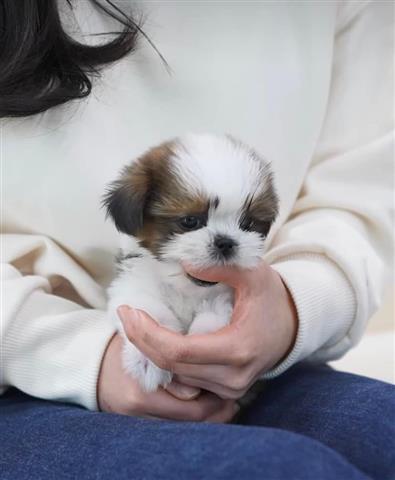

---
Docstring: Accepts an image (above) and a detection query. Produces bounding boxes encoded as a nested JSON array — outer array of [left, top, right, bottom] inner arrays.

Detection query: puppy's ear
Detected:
[[102, 141, 176, 235], [102, 162, 151, 235]]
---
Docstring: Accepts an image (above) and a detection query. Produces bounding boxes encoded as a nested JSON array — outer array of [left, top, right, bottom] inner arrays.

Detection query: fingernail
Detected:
[[117, 305, 133, 322], [178, 385, 200, 399], [169, 383, 200, 400]]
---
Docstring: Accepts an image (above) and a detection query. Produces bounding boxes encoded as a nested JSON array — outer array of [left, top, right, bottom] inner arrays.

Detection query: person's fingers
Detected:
[[147, 398, 237, 423], [174, 374, 250, 400], [118, 306, 249, 367], [174, 375, 231, 398], [164, 381, 201, 400], [171, 363, 245, 387], [204, 401, 238, 423], [146, 390, 229, 422]]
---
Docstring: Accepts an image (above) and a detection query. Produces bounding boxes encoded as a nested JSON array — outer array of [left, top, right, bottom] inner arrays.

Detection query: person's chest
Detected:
[[3, 2, 337, 286]]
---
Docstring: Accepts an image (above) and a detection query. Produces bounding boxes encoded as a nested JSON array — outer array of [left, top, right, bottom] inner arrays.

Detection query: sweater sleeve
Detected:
[[263, 0, 393, 377], [0, 234, 116, 410]]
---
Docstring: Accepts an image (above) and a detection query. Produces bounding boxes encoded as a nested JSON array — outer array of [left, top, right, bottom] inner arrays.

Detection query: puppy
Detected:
[[103, 134, 278, 392]]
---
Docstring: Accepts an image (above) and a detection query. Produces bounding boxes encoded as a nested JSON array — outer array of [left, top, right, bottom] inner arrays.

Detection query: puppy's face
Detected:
[[103, 134, 278, 284]]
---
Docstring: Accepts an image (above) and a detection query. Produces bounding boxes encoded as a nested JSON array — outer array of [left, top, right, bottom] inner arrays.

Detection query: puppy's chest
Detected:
[[160, 281, 227, 330]]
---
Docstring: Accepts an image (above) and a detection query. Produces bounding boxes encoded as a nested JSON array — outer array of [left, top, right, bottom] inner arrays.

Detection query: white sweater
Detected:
[[1, 1, 393, 410]]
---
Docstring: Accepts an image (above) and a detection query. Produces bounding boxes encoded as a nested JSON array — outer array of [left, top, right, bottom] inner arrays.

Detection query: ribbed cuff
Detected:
[[4, 289, 116, 410], [263, 253, 356, 378]]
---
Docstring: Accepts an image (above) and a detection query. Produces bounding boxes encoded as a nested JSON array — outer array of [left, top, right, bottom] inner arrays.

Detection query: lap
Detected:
[[238, 363, 395, 480], [0, 387, 367, 480]]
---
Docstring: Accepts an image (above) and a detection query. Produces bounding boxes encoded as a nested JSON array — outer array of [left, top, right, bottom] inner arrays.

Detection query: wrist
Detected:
[[279, 276, 299, 360], [97, 332, 118, 412], [263, 253, 355, 379], [96, 333, 142, 414], [269, 269, 299, 370]]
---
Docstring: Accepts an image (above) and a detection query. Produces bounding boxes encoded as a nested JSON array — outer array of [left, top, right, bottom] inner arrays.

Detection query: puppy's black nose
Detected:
[[214, 235, 237, 258]]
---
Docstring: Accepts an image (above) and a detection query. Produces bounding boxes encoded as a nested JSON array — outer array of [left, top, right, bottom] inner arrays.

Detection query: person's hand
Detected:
[[118, 261, 298, 400], [97, 333, 237, 421]]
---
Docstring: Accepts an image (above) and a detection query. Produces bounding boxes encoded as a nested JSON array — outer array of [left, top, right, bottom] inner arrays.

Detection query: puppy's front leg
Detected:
[[120, 331, 173, 393], [107, 273, 181, 392], [188, 291, 234, 335]]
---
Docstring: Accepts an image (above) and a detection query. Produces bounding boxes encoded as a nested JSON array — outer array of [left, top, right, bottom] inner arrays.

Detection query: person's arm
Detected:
[[1, 233, 115, 409], [264, 0, 393, 376]]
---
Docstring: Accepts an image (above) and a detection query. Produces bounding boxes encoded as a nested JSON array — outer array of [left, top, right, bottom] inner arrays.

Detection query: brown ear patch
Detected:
[[135, 143, 210, 255], [102, 141, 177, 235], [248, 171, 279, 221], [239, 170, 279, 237]]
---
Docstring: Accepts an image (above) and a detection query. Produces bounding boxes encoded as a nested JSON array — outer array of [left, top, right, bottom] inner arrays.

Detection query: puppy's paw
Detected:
[[189, 292, 233, 335], [188, 310, 230, 335], [143, 362, 172, 393], [122, 340, 172, 392]]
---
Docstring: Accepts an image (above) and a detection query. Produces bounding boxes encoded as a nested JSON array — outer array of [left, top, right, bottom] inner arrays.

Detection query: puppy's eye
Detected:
[[179, 215, 204, 231], [240, 217, 254, 231], [240, 216, 256, 232], [241, 217, 271, 236]]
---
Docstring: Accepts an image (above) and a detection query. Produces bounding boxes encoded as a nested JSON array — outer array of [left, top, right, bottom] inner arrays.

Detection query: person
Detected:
[[1, 1, 394, 479]]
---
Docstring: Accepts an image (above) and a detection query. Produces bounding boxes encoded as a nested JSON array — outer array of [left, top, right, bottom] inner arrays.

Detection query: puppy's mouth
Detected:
[[186, 273, 218, 287]]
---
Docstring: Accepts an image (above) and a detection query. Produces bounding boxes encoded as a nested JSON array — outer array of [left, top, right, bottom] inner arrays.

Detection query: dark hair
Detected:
[[0, 0, 167, 118]]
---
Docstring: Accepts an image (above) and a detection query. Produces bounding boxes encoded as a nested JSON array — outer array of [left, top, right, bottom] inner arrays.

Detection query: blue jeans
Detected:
[[1, 365, 394, 480]]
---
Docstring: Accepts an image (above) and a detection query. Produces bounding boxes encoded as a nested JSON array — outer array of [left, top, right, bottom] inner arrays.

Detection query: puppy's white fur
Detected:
[[105, 134, 277, 392]]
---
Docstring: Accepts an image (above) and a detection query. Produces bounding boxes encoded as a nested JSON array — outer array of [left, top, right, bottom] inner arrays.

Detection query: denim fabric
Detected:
[[0, 365, 393, 480], [238, 364, 395, 480]]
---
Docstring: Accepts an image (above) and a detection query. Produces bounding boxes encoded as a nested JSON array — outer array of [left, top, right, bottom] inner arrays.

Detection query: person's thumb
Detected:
[[183, 262, 257, 290]]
